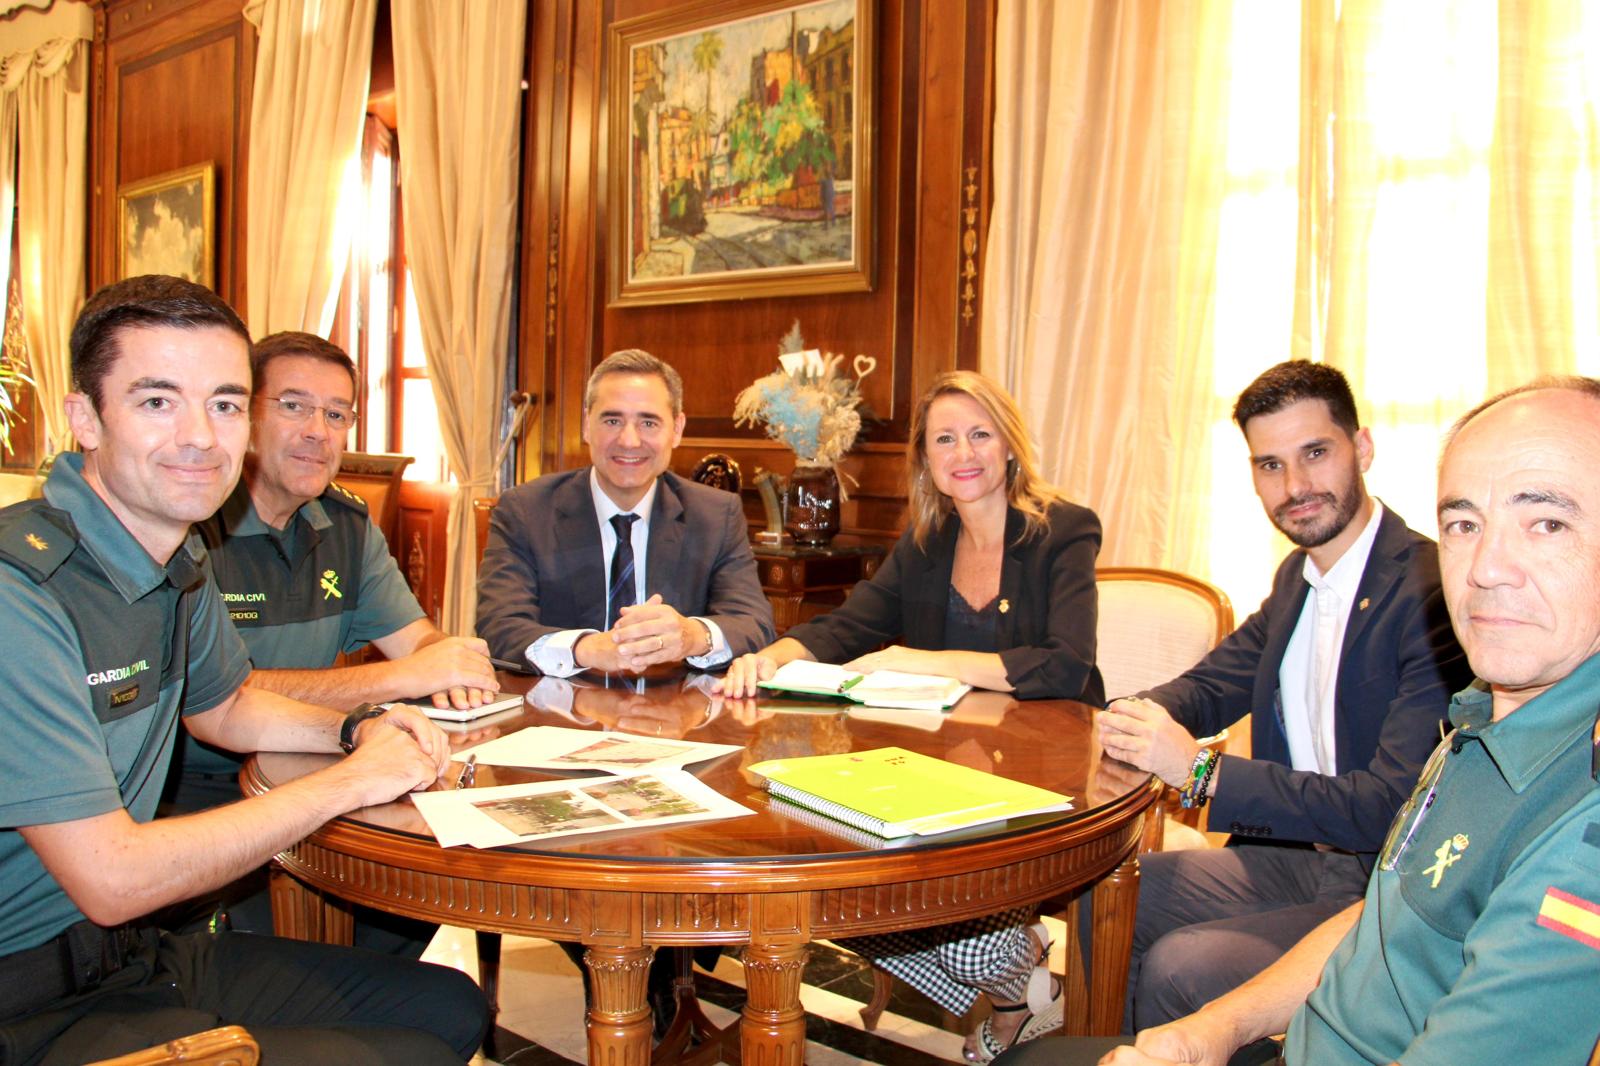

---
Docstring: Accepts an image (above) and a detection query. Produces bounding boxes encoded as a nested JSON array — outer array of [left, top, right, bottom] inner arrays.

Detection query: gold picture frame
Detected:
[[607, 0, 873, 307], [116, 162, 215, 287]]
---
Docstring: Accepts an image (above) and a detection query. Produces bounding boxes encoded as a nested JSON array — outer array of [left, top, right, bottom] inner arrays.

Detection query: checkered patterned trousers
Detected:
[[833, 906, 1036, 1016]]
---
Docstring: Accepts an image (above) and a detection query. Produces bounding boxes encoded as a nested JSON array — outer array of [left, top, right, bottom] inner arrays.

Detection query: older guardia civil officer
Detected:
[[171, 331, 498, 955], [476, 348, 774, 675], [1001, 377, 1600, 1066], [0, 276, 486, 1064], [720, 370, 1104, 1063], [174, 332, 495, 810]]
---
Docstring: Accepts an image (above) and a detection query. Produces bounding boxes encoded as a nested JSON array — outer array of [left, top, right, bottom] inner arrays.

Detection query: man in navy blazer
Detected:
[[1098, 361, 1470, 1031], [476, 349, 774, 676]]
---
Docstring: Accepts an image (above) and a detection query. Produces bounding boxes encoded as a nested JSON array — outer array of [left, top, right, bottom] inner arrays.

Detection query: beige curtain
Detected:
[[983, 0, 1600, 611], [391, 0, 526, 635], [981, 0, 1235, 581], [1, 1, 93, 456], [1485, 0, 1600, 391], [0, 89, 15, 301], [243, 0, 378, 338]]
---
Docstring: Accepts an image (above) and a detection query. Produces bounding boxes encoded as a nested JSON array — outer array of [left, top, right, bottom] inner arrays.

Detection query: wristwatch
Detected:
[[339, 703, 387, 753]]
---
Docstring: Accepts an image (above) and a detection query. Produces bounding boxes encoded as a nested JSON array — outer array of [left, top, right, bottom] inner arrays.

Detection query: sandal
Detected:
[[962, 922, 1061, 1063], [964, 970, 1064, 1063]]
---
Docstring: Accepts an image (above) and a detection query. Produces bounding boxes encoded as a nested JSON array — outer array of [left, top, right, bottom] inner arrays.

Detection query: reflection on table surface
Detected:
[[252, 667, 1152, 863]]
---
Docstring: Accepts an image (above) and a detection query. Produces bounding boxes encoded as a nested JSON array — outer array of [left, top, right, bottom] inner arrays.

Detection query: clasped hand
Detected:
[[576, 595, 702, 673], [1096, 697, 1201, 788]]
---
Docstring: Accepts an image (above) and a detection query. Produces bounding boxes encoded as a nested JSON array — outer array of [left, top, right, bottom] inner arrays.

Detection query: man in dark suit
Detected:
[[476, 348, 774, 674], [1097, 361, 1470, 1031], [475, 348, 773, 1032]]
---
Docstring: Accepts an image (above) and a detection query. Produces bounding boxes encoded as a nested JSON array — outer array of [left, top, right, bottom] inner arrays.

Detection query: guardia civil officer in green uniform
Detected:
[[1000, 379, 1600, 1066], [173, 331, 498, 814], [172, 330, 499, 958], [0, 275, 487, 1064]]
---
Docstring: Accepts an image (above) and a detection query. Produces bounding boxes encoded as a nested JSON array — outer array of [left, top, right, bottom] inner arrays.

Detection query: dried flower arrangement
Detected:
[[732, 321, 874, 467]]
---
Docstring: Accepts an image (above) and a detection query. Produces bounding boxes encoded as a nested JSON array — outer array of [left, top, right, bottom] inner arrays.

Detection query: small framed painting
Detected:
[[117, 162, 215, 287]]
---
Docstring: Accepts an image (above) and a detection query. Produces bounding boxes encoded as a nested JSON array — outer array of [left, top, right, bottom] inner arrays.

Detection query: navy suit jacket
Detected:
[[475, 468, 775, 663], [785, 501, 1105, 703], [1140, 506, 1471, 859]]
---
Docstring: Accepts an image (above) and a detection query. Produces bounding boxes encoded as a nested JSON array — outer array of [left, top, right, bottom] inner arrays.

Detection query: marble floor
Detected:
[[420, 917, 1072, 1065]]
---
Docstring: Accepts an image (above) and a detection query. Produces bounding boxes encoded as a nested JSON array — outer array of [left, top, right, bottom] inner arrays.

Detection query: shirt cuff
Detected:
[[529, 629, 595, 677], [685, 617, 731, 669]]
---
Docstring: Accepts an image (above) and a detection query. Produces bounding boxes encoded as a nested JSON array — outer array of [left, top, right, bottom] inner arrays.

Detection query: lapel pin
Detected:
[[998, 598, 1011, 614], [1359, 597, 1370, 611]]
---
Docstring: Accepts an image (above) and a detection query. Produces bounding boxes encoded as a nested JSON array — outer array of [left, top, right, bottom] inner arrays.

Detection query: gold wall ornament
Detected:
[[545, 222, 560, 339], [961, 163, 980, 325]]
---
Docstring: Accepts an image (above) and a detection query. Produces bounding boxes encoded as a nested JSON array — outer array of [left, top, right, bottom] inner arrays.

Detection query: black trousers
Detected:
[[0, 929, 488, 1066]]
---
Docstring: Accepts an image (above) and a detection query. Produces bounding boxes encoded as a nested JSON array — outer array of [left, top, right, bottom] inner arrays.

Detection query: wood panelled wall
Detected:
[[89, 0, 253, 306], [520, 0, 995, 544], [71, 0, 995, 584]]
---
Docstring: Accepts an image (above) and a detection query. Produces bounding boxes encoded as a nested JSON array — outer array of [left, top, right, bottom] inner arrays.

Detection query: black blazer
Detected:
[[475, 468, 775, 662], [785, 500, 1104, 702], [1141, 505, 1471, 857]]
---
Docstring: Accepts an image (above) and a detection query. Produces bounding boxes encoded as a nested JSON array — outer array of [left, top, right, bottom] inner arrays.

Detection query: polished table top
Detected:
[[250, 669, 1152, 869]]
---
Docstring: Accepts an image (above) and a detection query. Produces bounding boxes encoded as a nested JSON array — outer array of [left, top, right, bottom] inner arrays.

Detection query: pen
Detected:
[[491, 656, 537, 675], [456, 754, 477, 790]]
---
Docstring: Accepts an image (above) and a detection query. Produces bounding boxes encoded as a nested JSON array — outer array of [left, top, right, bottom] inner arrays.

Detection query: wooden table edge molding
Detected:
[[244, 763, 1159, 1063]]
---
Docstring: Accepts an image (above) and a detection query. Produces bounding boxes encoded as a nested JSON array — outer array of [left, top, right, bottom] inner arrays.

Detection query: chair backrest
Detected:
[[87, 1025, 259, 1066], [0, 470, 43, 508], [336, 451, 413, 548], [1096, 566, 1234, 699]]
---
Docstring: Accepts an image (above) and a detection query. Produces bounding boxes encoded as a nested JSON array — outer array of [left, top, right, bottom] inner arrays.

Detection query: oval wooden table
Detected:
[[244, 672, 1158, 1065]]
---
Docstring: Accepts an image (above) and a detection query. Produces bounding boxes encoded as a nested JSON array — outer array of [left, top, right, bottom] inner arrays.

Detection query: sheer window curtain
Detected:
[[243, 0, 378, 338], [0, 0, 92, 458], [983, 0, 1600, 611], [391, 0, 526, 635]]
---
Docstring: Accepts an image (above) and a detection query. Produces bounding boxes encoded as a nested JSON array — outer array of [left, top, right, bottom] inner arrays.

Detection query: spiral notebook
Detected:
[[748, 747, 1072, 838]]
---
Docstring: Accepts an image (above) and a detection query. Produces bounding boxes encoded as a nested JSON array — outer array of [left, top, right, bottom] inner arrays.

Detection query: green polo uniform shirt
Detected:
[[177, 481, 424, 782], [1286, 651, 1600, 1065], [0, 454, 250, 957]]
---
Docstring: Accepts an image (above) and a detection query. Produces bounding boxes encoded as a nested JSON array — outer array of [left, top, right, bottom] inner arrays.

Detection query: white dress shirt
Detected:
[[1278, 501, 1385, 775], [526, 471, 731, 676]]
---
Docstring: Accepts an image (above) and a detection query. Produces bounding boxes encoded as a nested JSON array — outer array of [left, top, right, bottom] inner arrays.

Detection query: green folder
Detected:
[[749, 747, 1072, 837]]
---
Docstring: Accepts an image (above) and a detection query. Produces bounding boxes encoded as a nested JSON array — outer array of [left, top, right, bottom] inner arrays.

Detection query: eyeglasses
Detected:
[[1378, 730, 1455, 872], [259, 396, 357, 431]]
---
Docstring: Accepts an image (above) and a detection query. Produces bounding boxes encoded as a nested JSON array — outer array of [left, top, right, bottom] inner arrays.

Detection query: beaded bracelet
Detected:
[[1179, 747, 1218, 809], [1192, 748, 1220, 807]]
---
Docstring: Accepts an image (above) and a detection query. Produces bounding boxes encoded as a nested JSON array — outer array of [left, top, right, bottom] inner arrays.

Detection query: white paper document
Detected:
[[455, 725, 743, 773], [411, 770, 754, 848]]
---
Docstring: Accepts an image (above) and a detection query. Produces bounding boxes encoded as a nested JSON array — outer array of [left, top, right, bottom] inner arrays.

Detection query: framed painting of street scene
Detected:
[[608, 0, 873, 306], [117, 162, 214, 287]]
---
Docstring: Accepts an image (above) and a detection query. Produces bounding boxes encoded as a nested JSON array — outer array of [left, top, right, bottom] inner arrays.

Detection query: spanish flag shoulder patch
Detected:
[[1537, 886, 1600, 951]]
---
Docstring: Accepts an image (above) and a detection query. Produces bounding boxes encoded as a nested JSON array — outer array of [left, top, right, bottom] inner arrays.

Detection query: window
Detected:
[[333, 109, 451, 483]]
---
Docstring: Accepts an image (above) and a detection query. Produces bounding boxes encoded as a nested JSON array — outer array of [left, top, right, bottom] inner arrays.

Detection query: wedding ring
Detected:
[[656, 636, 664, 652]]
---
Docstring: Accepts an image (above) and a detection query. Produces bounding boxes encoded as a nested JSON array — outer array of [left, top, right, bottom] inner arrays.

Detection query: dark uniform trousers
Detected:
[[1125, 843, 1368, 1032], [0, 927, 488, 1066]]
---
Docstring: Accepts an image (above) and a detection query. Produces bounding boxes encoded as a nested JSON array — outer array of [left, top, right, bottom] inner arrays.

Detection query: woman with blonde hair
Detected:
[[720, 369, 1101, 701], [718, 370, 1103, 1060]]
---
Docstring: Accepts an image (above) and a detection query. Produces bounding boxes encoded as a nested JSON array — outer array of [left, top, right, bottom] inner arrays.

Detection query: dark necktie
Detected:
[[607, 513, 639, 630]]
